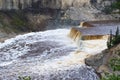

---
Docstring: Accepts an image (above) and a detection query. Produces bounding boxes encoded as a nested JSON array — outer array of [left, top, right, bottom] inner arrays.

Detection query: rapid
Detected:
[[0, 29, 107, 80]]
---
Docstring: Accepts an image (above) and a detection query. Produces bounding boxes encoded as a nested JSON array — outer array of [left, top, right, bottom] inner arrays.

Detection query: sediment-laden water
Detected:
[[0, 29, 107, 80]]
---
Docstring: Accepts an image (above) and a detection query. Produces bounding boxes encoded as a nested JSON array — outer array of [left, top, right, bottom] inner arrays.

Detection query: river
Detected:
[[0, 29, 107, 80]]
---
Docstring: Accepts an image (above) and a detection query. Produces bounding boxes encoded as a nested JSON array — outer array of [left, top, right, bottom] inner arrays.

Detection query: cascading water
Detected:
[[0, 29, 107, 80]]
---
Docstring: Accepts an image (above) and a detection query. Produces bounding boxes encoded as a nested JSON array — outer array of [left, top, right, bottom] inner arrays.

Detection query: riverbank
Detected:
[[85, 43, 120, 79]]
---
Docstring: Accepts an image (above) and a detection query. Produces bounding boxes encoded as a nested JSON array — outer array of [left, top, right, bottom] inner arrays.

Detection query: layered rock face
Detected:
[[62, 0, 116, 20], [0, 0, 114, 10], [0, 0, 32, 10], [0, 0, 117, 20], [0, 0, 117, 42], [0, 0, 61, 10]]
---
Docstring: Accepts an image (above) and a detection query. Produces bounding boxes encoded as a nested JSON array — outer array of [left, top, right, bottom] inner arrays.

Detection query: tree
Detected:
[[107, 29, 113, 49], [103, 0, 120, 14], [111, 0, 120, 13], [107, 27, 120, 48], [115, 27, 119, 38]]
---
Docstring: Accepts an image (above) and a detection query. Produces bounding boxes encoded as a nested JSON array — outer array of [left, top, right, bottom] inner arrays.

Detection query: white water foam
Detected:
[[0, 29, 107, 80]]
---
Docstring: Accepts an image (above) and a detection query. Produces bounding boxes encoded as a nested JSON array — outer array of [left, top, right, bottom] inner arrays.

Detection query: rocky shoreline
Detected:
[[85, 43, 120, 78]]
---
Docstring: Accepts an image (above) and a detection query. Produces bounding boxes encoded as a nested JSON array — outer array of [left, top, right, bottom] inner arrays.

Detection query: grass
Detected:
[[109, 58, 120, 71], [101, 74, 120, 80], [101, 47, 120, 80]]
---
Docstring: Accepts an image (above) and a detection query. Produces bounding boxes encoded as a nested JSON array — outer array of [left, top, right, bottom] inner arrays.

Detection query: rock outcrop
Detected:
[[0, 0, 115, 10], [0, 0, 61, 10], [0, 0, 118, 21], [85, 43, 120, 77]]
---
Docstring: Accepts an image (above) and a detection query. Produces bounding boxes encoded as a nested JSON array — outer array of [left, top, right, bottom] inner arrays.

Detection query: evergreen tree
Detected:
[[115, 27, 119, 38], [111, 0, 120, 13], [107, 27, 120, 48], [110, 29, 113, 46], [103, 0, 120, 15], [107, 30, 113, 48], [113, 27, 120, 45]]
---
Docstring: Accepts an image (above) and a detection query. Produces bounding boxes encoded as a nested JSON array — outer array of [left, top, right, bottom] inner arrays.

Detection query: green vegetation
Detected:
[[102, 0, 120, 19], [0, 10, 48, 33], [111, 0, 120, 14], [107, 30, 113, 49], [101, 74, 120, 80], [102, 6, 113, 14], [118, 50, 120, 56], [0, 11, 30, 33], [109, 58, 120, 71], [103, 0, 120, 14], [107, 27, 120, 49], [18, 76, 31, 80], [101, 49, 120, 80], [10, 11, 28, 32], [103, 27, 120, 80], [101, 57, 120, 80]]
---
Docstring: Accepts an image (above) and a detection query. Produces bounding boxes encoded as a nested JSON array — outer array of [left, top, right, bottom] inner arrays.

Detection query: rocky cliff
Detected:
[[85, 43, 120, 78], [0, 0, 118, 42], [0, 0, 115, 10], [0, 0, 118, 21], [0, 0, 61, 10]]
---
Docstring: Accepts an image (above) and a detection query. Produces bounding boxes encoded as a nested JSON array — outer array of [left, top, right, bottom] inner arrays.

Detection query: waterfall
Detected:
[[0, 29, 107, 80], [68, 28, 107, 53]]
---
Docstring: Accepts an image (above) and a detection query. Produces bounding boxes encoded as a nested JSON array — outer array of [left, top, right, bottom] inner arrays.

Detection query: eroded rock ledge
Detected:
[[85, 43, 120, 78]]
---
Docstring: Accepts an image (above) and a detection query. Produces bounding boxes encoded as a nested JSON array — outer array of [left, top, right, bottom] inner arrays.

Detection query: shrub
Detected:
[[102, 6, 113, 14], [109, 58, 120, 71], [107, 27, 120, 48], [103, 0, 120, 20], [18, 76, 31, 80]]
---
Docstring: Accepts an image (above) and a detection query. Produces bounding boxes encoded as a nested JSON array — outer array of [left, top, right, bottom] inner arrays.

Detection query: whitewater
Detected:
[[0, 29, 107, 80]]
